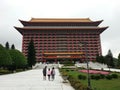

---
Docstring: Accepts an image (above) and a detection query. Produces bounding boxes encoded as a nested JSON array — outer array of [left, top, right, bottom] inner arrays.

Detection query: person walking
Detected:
[[51, 67, 55, 81], [42, 66, 47, 80], [47, 68, 51, 81]]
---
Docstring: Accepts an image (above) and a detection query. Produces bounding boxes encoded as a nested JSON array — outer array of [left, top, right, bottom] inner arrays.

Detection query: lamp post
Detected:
[[79, 42, 91, 90]]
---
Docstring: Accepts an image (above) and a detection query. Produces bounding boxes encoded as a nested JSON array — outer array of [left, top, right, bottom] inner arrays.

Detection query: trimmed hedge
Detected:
[[78, 74, 87, 80], [59, 68, 87, 90], [111, 74, 118, 79], [90, 74, 119, 80], [105, 75, 112, 80]]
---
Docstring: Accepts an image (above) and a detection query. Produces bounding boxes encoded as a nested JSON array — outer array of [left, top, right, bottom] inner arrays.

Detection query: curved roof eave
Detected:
[[14, 26, 108, 35], [14, 26, 23, 35], [14, 26, 108, 31], [19, 19, 103, 26], [19, 20, 29, 26]]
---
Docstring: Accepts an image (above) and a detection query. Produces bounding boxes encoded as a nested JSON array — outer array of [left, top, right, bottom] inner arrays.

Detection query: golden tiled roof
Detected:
[[30, 18, 92, 22]]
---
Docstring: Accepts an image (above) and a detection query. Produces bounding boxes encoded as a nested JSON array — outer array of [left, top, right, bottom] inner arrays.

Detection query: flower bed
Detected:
[[79, 70, 110, 75]]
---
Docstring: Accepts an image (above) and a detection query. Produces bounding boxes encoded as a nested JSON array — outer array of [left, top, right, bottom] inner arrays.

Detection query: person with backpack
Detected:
[[51, 67, 55, 81]]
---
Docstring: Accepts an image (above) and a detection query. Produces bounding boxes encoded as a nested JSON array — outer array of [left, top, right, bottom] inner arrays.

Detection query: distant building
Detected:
[[15, 18, 108, 63]]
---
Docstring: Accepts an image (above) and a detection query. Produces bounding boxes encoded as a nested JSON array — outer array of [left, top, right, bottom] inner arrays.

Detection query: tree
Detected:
[[105, 49, 114, 70], [96, 54, 100, 62], [0, 44, 12, 68], [5, 42, 9, 49], [96, 54, 105, 64], [9, 49, 27, 70], [99, 55, 105, 64], [27, 39, 36, 68], [113, 57, 118, 68], [117, 53, 120, 68], [11, 44, 15, 49]]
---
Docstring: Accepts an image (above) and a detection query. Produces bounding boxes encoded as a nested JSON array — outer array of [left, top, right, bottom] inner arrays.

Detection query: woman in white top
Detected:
[[47, 68, 51, 81]]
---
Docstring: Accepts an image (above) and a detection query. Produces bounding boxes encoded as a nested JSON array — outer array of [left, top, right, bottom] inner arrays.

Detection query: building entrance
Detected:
[[46, 59, 56, 64]]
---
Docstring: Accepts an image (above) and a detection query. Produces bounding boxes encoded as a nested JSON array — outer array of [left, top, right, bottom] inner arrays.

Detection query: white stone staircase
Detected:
[[33, 63, 59, 69], [75, 62, 107, 69]]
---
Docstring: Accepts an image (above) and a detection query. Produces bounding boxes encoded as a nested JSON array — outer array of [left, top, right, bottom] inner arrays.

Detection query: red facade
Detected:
[[15, 18, 108, 62]]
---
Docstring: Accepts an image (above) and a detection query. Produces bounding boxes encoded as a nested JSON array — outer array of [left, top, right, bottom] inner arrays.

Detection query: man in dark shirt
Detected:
[[43, 66, 47, 80]]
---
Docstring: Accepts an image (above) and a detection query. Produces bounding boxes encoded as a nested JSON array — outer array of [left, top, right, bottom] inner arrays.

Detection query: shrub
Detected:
[[99, 74, 105, 79], [78, 74, 87, 80], [91, 74, 118, 80], [91, 74, 101, 80], [111, 74, 118, 79], [61, 71, 68, 76], [74, 82, 83, 90], [106, 75, 112, 80], [68, 75, 87, 90], [68, 76, 76, 86], [91, 75, 95, 79], [66, 69, 69, 72], [94, 75, 101, 80]]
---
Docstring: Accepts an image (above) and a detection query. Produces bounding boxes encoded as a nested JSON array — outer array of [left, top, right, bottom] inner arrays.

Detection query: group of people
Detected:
[[42, 66, 55, 81]]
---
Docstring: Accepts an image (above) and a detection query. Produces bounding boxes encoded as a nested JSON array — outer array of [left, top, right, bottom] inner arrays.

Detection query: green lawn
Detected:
[[91, 79, 120, 90], [61, 69, 120, 90]]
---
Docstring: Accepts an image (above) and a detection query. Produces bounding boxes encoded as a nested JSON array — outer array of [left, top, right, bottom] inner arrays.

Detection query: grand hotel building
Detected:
[[15, 18, 108, 63]]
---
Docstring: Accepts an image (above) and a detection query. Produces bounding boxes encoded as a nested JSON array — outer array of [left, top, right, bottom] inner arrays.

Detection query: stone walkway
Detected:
[[0, 69, 74, 90]]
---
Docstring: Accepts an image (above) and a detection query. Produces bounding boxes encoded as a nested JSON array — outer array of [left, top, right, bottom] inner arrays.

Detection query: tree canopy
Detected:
[[5, 42, 9, 49], [11, 44, 15, 49], [9, 49, 27, 68], [0, 44, 12, 67], [105, 49, 114, 68], [117, 53, 120, 68]]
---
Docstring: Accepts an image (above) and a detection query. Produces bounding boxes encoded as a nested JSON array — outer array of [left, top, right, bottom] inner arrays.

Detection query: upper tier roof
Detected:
[[19, 18, 103, 26], [30, 18, 92, 22]]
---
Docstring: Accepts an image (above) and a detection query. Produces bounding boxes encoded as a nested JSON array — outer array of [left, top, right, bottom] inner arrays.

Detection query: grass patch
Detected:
[[91, 79, 120, 90]]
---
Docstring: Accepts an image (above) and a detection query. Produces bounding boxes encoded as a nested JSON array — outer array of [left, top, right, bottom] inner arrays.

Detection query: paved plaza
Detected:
[[0, 69, 74, 90]]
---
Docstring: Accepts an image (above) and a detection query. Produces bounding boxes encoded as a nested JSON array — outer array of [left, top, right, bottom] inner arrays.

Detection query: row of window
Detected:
[[23, 41, 99, 44], [23, 42, 99, 46], [23, 45, 99, 49], [24, 33, 99, 35], [23, 41, 98, 44], [23, 48, 99, 52], [24, 35, 98, 38], [24, 38, 99, 41], [23, 53, 97, 58], [23, 40, 99, 43], [24, 36, 98, 39]]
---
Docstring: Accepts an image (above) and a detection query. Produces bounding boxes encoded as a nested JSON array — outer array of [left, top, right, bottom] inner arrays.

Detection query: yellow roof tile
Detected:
[[30, 18, 92, 22]]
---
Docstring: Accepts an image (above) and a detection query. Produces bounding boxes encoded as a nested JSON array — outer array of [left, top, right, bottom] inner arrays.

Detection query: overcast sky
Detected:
[[0, 0, 120, 58]]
